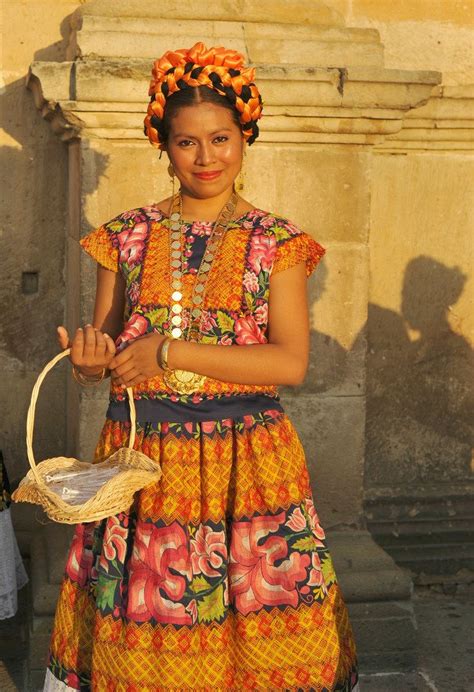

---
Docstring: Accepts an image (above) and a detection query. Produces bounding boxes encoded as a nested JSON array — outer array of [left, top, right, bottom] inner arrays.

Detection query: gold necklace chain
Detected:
[[163, 190, 238, 395]]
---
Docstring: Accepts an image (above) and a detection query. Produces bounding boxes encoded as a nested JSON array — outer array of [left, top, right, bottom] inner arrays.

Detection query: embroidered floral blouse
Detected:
[[80, 206, 325, 415]]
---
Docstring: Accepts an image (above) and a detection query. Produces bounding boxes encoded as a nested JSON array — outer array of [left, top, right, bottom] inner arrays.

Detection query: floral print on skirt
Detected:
[[45, 409, 358, 691]]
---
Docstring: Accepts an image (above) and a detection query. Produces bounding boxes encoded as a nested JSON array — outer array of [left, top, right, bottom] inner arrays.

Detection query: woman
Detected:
[[0, 452, 28, 620], [45, 43, 358, 691]]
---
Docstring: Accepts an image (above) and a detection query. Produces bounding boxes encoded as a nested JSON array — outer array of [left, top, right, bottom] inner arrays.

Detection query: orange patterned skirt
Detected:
[[45, 408, 358, 691]]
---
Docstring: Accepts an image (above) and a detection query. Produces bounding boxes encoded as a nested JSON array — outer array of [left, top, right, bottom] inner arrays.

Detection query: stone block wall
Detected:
[[1, 1, 472, 573]]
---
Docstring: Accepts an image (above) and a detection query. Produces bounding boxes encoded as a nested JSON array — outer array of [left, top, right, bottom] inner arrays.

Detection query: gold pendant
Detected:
[[163, 368, 207, 395]]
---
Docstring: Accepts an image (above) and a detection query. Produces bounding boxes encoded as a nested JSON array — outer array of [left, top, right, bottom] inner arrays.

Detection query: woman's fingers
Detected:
[[94, 329, 107, 357], [114, 371, 145, 387], [70, 327, 85, 363], [56, 326, 70, 350], [104, 333, 116, 357], [83, 324, 97, 360], [110, 360, 136, 381]]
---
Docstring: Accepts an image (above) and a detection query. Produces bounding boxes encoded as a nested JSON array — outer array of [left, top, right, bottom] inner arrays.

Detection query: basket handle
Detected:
[[26, 348, 136, 483]]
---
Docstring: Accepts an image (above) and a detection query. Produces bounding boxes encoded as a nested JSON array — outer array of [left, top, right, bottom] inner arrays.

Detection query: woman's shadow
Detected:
[[364, 255, 473, 489]]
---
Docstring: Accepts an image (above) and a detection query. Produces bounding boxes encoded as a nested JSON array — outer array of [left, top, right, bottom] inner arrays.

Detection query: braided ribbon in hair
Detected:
[[144, 42, 263, 149]]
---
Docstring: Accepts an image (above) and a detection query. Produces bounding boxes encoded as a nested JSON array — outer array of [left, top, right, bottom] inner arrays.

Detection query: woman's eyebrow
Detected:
[[172, 128, 233, 138]]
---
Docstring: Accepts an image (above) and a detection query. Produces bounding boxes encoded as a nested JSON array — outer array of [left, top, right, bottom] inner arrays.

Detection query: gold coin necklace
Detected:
[[163, 190, 238, 395]]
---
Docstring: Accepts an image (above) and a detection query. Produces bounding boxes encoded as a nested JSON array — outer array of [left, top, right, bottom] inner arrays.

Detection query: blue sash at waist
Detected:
[[107, 393, 284, 424]]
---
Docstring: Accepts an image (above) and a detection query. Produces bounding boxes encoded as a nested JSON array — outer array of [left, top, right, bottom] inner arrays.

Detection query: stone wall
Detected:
[[1, 2, 472, 560], [1, 1, 84, 483], [329, 0, 474, 573], [4, 1, 472, 680]]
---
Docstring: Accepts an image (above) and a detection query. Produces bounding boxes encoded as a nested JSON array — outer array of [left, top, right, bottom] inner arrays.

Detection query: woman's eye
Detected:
[[178, 139, 194, 147], [213, 136, 229, 144]]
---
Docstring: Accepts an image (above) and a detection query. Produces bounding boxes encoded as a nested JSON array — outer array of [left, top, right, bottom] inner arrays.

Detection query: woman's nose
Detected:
[[195, 143, 215, 166]]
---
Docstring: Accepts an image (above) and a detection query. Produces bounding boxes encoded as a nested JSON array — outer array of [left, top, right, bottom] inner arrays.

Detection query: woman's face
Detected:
[[166, 102, 245, 199]]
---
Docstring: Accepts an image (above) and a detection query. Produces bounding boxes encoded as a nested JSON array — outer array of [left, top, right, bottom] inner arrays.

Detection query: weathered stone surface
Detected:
[[71, 14, 384, 67], [365, 153, 474, 495], [26, 59, 440, 146], [327, 530, 413, 601], [378, 85, 474, 150], [280, 394, 365, 528], [327, 530, 416, 672], [30, 524, 71, 617], [77, 0, 345, 26], [2, 370, 67, 486], [279, 242, 368, 397], [245, 145, 372, 244]]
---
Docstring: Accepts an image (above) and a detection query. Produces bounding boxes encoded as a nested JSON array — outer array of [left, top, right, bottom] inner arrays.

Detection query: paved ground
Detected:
[[1, 581, 473, 691]]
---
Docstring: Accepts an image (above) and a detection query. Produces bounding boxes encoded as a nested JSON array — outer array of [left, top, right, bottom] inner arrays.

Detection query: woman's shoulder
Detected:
[[237, 208, 306, 240], [102, 204, 168, 228]]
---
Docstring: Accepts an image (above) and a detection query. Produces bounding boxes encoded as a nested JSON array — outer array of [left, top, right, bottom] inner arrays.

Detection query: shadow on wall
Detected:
[[0, 14, 110, 481], [363, 256, 473, 490], [0, 11, 79, 367], [282, 259, 350, 396]]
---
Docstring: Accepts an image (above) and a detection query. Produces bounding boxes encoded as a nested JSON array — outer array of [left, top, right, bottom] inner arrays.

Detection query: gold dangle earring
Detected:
[[234, 149, 246, 193], [168, 162, 176, 199]]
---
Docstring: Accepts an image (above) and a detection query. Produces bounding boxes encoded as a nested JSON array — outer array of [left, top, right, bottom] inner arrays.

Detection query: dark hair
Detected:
[[156, 86, 244, 145]]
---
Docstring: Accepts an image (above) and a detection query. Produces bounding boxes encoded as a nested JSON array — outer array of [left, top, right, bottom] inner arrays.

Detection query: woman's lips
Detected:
[[194, 170, 223, 181]]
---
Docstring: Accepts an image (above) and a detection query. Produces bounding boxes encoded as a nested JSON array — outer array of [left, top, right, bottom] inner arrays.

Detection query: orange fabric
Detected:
[[78, 208, 325, 403]]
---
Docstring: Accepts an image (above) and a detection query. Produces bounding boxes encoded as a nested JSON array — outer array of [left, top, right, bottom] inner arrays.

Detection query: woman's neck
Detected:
[[179, 186, 236, 222]]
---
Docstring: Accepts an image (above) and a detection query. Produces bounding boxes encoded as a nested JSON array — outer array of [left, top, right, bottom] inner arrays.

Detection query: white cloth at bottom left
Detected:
[[0, 507, 28, 619]]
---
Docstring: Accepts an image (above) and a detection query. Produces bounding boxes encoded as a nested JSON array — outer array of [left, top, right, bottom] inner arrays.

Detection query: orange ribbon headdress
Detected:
[[144, 42, 263, 149]]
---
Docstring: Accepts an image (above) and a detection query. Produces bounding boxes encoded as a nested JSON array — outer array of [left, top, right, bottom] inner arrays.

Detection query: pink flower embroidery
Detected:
[[308, 552, 327, 594], [243, 270, 259, 293], [127, 521, 192, 625], [258, 215, 277, 230], [116, 313, 149, 347], [248, 234, 277, 274], [254, 303, 268, 326], [65, 524, 95, 587], [199, 310, 218, 333], [117, 222, 148, 267], [229, 513, 310, 615], [285, 507, 307, 532], [191, 221, 212, 236], [65, 672, 81, 689], [219, 334, 233, 346], [121, 210, 146, 221], [185, 599, 198, 624], [201, 420, 217, 434], [304, 497, 326, 546], [102, 516, 128, 563], [128, 281, 140, 304], [234, 316, 266, 345], [145, 207, 166, 221], [190, 525, 228, 578]]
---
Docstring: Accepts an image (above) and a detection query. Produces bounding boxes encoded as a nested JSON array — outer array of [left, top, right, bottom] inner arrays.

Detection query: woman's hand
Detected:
[[108, 332, 167, 387], [57, 324, 116, 376]]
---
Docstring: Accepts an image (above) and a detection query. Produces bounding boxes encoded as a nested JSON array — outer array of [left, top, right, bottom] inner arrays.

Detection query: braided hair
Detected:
[[144, 42, 263, 149]]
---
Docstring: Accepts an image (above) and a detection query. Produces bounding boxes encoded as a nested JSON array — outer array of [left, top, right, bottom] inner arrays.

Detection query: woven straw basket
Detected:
[[11, 349, 162, 524]]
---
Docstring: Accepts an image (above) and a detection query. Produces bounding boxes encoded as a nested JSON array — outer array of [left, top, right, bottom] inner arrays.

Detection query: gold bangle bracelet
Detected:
[[72, 365, 106, 386], [158, 337, 173, 372]]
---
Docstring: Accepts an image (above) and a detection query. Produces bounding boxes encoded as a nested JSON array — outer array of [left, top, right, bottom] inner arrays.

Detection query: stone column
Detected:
[[25, 0, 441, 680]]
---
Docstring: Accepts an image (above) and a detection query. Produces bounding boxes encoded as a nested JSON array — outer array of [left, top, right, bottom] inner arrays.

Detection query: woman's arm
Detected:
[[110, 262, 310, 387], [168, 262, 309, 386], [91, 266, 126, 338], [57, 266, 126, 375]]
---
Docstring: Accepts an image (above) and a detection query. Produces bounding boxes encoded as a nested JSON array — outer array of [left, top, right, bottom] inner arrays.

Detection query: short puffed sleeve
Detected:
[[79, 213, 135, 272], [271, 220, 325, 277]]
